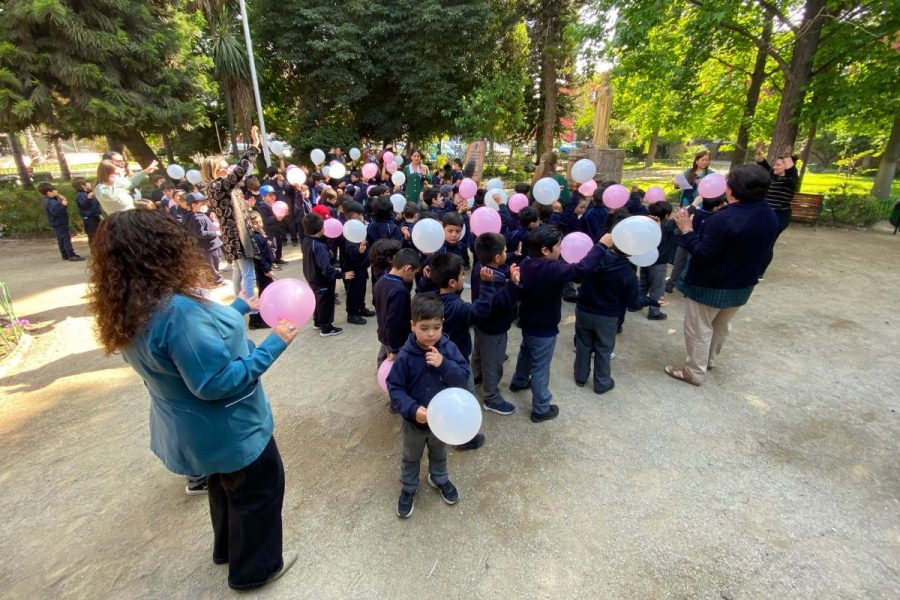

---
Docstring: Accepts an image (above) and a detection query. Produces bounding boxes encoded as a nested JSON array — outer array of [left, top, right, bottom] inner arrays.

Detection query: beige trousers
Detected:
[[683, 299, 741, 383]]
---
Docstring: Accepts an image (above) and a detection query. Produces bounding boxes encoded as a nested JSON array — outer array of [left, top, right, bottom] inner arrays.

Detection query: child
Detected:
[[258, 184, 287, 266], [386, 293, 470, 519], [471, 232, 521, 415], [341, 200, 374, 325], [40, 183, 84, 262], [423, 188, 445, 220], [73, 179, 102, 245], [149, 175, 167, 204], [248, 211, 275, 330], [367, 196, 404, 292], [170, 190, 191, 225], [666, 195, 726, 293], [640, 201, 675, 320], [184, 192, 225, 285], [581, 185, 611, 242], [302, 213, 354, 337], [400, 202, 419, 249], [157, 182, 176, 211], [506, 206, 539, 261], [373, 247, 421, 365], [509, 226, 608, 423], [575, 234, 665, 393], [370, 238, 403, 291]]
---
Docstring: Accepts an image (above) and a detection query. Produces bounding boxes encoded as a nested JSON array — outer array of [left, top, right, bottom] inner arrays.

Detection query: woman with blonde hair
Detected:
[[94, 157, 158, 214], [199, 126, 262, 319]]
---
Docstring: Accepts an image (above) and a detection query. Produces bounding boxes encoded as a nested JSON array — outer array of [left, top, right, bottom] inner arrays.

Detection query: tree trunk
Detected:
[[105, 135, 125, 154], [53, 137, 71, 181], [489, 138, 495, 173], [507, 141, 517, 172], [7, 132, 32, 189], [798, 118, 817, 185], [645, 127, 660, 167], [120, 128, 159, 169], [223, 85, 240, 160], [161, 133, 175, 164], [732, 11, 773, 171], [871, 116, 900, 199], [539, 20, 559, 162], [23, 126, 42, 163], [768, 0, 828, 163]]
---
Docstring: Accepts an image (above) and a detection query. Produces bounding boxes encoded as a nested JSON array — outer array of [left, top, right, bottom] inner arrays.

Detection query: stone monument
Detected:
[[568, 73, 625, 184]]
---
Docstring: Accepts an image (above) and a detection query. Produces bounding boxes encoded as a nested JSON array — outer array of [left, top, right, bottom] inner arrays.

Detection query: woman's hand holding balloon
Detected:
[[238, 291, 260, 311], [273, 319, 298, 345]]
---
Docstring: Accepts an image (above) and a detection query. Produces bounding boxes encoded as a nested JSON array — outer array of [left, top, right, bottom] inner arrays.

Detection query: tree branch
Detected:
[[755, 0, 799, 34]]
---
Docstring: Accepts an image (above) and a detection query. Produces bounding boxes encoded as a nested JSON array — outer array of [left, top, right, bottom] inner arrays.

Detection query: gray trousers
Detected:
[[400, 420, 448, 493], [669, 246, 689, 287], [640, 264, 667, 316], [574, 309, 618, 392], [471, 327, 508, 405]]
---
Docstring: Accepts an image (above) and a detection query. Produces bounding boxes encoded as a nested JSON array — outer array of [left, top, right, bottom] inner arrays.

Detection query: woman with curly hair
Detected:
[[87, 209, 298, 591]]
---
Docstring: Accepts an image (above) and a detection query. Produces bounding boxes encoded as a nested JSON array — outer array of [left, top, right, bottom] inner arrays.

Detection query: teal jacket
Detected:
[[121, 294, 287, 475]]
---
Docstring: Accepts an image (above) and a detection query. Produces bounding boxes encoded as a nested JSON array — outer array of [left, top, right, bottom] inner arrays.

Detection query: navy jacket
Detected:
[[518, 243, 608, 337], [471, 263, 519, 335], [185, 211, 223, 252], [578, 250, 659, 317], [655, 220, 677, 265], [341, 238, 369, 273], [580, 203, 609, 241], [415, 242, 465, 295], [439, 283, 496, 359], [366, 219, 402, 246], [76, 191, 102, 219], [387, 333, 471, 430], [255, 200, 283, 236], [302, 236, 342, 286], [252, 231, 273, 273], [680, 201, 778, 289], [498, 204, 512, 235], [374, 274, 412, 353], [44, 196, 69, 228]]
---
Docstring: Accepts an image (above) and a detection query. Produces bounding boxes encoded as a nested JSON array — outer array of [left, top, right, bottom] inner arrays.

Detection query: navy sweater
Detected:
[[252, 231, 273, 273], [680, 201, 778, 289], [76, 191, 102, 219], [577, 250, 659, 317], [341, 238, 369, 273], [44, 197, 69, 228], [415, 242, 465, 295], [518, 243, 608, 337], [439, 283, 496, 360], [580, 203, 609, 241], [471, 263, 519, 335], [366, 219, 402, 246], [655, 220, 677, 265], [302, 236, 342, 286], [387, 333, 471, 430], [374, 274, 412, 353], [184, 211, 223, 252]]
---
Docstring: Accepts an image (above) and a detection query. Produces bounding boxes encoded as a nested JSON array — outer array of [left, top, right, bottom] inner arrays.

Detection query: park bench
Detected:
[[790, 192, 823, 224]]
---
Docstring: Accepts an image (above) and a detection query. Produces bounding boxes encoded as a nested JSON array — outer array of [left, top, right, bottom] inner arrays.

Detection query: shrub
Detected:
[[822, 193, 896, 227], [0, 185, 85, 237]]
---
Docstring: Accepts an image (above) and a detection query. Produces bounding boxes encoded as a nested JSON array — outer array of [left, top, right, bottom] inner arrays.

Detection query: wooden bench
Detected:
[[791, 192, 823, 224]]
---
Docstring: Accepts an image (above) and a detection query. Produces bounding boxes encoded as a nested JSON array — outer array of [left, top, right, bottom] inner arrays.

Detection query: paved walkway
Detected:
[[1, 227, 898, 598]]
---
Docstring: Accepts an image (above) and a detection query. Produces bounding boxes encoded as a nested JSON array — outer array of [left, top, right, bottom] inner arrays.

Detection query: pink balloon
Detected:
[[288, 164, 297, 170], [378, 358, 394, 393], [272, 200, 289, 219], [362, 163, 378, 180], [459, 178, 477, 200], [698, 173, 727, 198], [602, 184, 629, 209], [470, 207, 502, 236], [259, 278, 316, 329], [383, 151, 395, 164], [323, 217, 343, 239], [508, 193, 529, 213], [560, 232, 594, 264], [386, 161, 398, 174], [579, 179, 597, 196], [645, 186, 666, 203]]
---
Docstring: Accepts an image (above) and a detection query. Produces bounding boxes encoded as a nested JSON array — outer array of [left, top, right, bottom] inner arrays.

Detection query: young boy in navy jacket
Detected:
[[386, 294, 470, 519], [581, 185, 611, 242], [40, 183, 83, 262], [416, 212, 466, 295], [73, 179, 102, 245], [575, 233, 665, 394], [184, 192, 225, 285], [373, 248, 421, 366], [640, 201, 675, 321], [302, 213, 354, 337], [340, 200, 374, 325], [509, 226, 609, 423], [248, 211, 275, 330], [471, 233, 521, 416]]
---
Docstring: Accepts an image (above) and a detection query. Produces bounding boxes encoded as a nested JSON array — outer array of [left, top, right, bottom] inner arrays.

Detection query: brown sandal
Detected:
[[665, 365, 701, 386]]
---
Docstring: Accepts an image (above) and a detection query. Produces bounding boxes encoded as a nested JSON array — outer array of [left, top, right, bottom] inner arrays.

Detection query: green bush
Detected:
[[0, 184, 87, 237], [822, 193, 896, 227]]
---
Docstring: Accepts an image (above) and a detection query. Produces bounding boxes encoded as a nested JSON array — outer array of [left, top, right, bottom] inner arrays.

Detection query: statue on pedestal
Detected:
[[591, 73, 613, 150]]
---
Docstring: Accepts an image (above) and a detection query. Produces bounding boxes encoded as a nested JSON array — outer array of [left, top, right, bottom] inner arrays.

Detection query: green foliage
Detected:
[[0, 184, 83, 237], [822, 193, 896, 227]]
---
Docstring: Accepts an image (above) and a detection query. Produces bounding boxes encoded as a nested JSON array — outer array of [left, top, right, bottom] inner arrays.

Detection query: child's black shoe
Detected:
[[427, 475, 459, 505], [455, 433, 485, 451], [347, 315, 367, 325], [647, 312, 668, 321], [530, 404, 559, 423], [397, 490, 415, 518], [319, 326, 343, 337], [509, 381, 531, 392], [358, 308, 376, 317]]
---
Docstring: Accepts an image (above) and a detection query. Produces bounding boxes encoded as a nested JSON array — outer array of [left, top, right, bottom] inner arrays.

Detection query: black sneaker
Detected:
[[574, 380, 586, 388], [530, 404, 559, 423], [617, 325, 623, 335], [664, 283, 675, 294], [509, 381, 531, 392], [319, 326, 343, 337], [647, 312, 668, 321], [595, 380, 615, 395], [68, 255, 86, 262], [347, 315, 367, 325], [427, 475, 459, 505], [455, 433, 485, 451], [358, 308, 376, 317], [185, 478, 209, 495], [397, 489, 415, 518], [275, 259, 288, 265]]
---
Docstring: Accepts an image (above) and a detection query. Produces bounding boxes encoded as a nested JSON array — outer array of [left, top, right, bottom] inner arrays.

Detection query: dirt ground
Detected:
[[1, 226, 898, 599]]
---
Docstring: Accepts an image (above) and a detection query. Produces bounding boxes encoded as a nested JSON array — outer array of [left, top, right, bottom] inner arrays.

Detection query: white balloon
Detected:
[[185, 169, 202, 185], [412, 218, 444, 254], [466, 197, 474, 210], [485, 197, 499, 210], [533, 176, 561, 205], [329, 161, 346, 180], [286, 167, 306, 186], [322, 165, 331, 178], [427, 387, 482, 445], [486, 178, 503, 191], [391, 171, 406, 187], [394, 155, 404, 166], [283, 147, 293, 158], [269, 140, 284, 157], [486, 188, 507, 205], [349, 147, 361, 161], [612, 216, 662, 257], [390, 193, 407, 213], [166, 164, 185, 180], [343, 219, 366, 244], [310, 148, 326, 165], [571, 158, 597, 184], [629, 249, 659, 267]]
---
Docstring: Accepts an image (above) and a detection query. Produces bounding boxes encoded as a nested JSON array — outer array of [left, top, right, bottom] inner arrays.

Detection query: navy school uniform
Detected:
[[373, 273, 413, 357], [44, 195, 76, 259], [367, 218, 403, 292], [438, 282, 496, 362], [76, 190, 102, 243], [341, 234, 370, 317], [471, 263, 520, 405], [580, 203, 609, 242], [302, 235, 345, 329], [414, 241, 466, 295]]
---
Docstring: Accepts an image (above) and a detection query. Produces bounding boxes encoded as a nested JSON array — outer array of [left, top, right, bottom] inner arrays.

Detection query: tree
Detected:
[[0, 0, 211, 166], [5, 132, 32, 189], [872, 117, 899, 199]]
